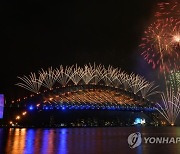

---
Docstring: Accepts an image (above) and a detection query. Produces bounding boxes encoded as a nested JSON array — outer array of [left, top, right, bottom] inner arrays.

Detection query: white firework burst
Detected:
[[16, 72, 44, 94], [120, 73, 131, 91], [92, 64, 106, 85], [111, 70, 124, 88], [103, 65, 119, 86], [129, 74, 149, 95], [16, 63, 159, 100], [70, 64, 85, 85], [155, 88, 180, 126], [39, 67, 57, 90], [140, 82, 159, 99], [55, 65, 73, 87], [82, 64, 95, 84]]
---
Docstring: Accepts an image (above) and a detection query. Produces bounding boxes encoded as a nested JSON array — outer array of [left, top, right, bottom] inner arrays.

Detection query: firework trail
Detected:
[[16, 73, 44, 94], [155, 87, 180, 126], [140, 82, 159, 99]]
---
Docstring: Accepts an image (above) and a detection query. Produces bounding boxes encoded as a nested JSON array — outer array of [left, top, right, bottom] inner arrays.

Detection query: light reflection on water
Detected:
[[24, 129, 35, 154], [58, 128, 67, 154], [0, 127, 180, 154]]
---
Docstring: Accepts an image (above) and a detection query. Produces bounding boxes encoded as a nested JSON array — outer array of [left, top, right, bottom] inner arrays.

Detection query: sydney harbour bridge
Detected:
[[6, 64, 159, 127]]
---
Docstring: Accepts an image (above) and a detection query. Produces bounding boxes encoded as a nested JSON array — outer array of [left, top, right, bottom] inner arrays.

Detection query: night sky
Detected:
[[0, 0, 166, 101]]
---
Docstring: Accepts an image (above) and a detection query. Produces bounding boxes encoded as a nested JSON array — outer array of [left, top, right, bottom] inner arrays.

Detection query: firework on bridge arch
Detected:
[[16, 64, 159, 100]]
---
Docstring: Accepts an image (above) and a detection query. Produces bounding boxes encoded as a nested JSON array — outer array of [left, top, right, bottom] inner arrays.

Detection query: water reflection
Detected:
[[24, 129, 35, 154], [135, 125, 142, 154], [58, 128, 67, 154], [0, 127, 179, 154], [34, 129, 43, 154], [41, 130, 50, 154], [136, 144, 142, 154], [7, 128, 26, 154]]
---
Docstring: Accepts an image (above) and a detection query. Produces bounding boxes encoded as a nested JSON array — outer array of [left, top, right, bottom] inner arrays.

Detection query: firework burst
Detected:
[[70, 64, 85, 85], [140, 82, 159, 99], [38, 67, 58, 90], [140, 18, 180, 72], [82, 64, 95, 85], [128, 74, 149, 95], [168, 69, 180, 93], [155, 88, 180, 126], [16, 73, 45, 94], [16, 64, 159, 100], [155, 1, 180, 19], [140, 0, 180, 75], [55, 65, 73, 87]]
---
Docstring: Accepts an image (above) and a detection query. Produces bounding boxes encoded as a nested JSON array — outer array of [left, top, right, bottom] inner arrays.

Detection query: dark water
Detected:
[[0, 127, 180, 154]]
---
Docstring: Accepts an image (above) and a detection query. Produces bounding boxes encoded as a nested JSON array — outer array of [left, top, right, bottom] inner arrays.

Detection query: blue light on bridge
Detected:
[[62, 107, 66, 110], [29, 106, 34, 110], [32, 103, 155, 112]]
